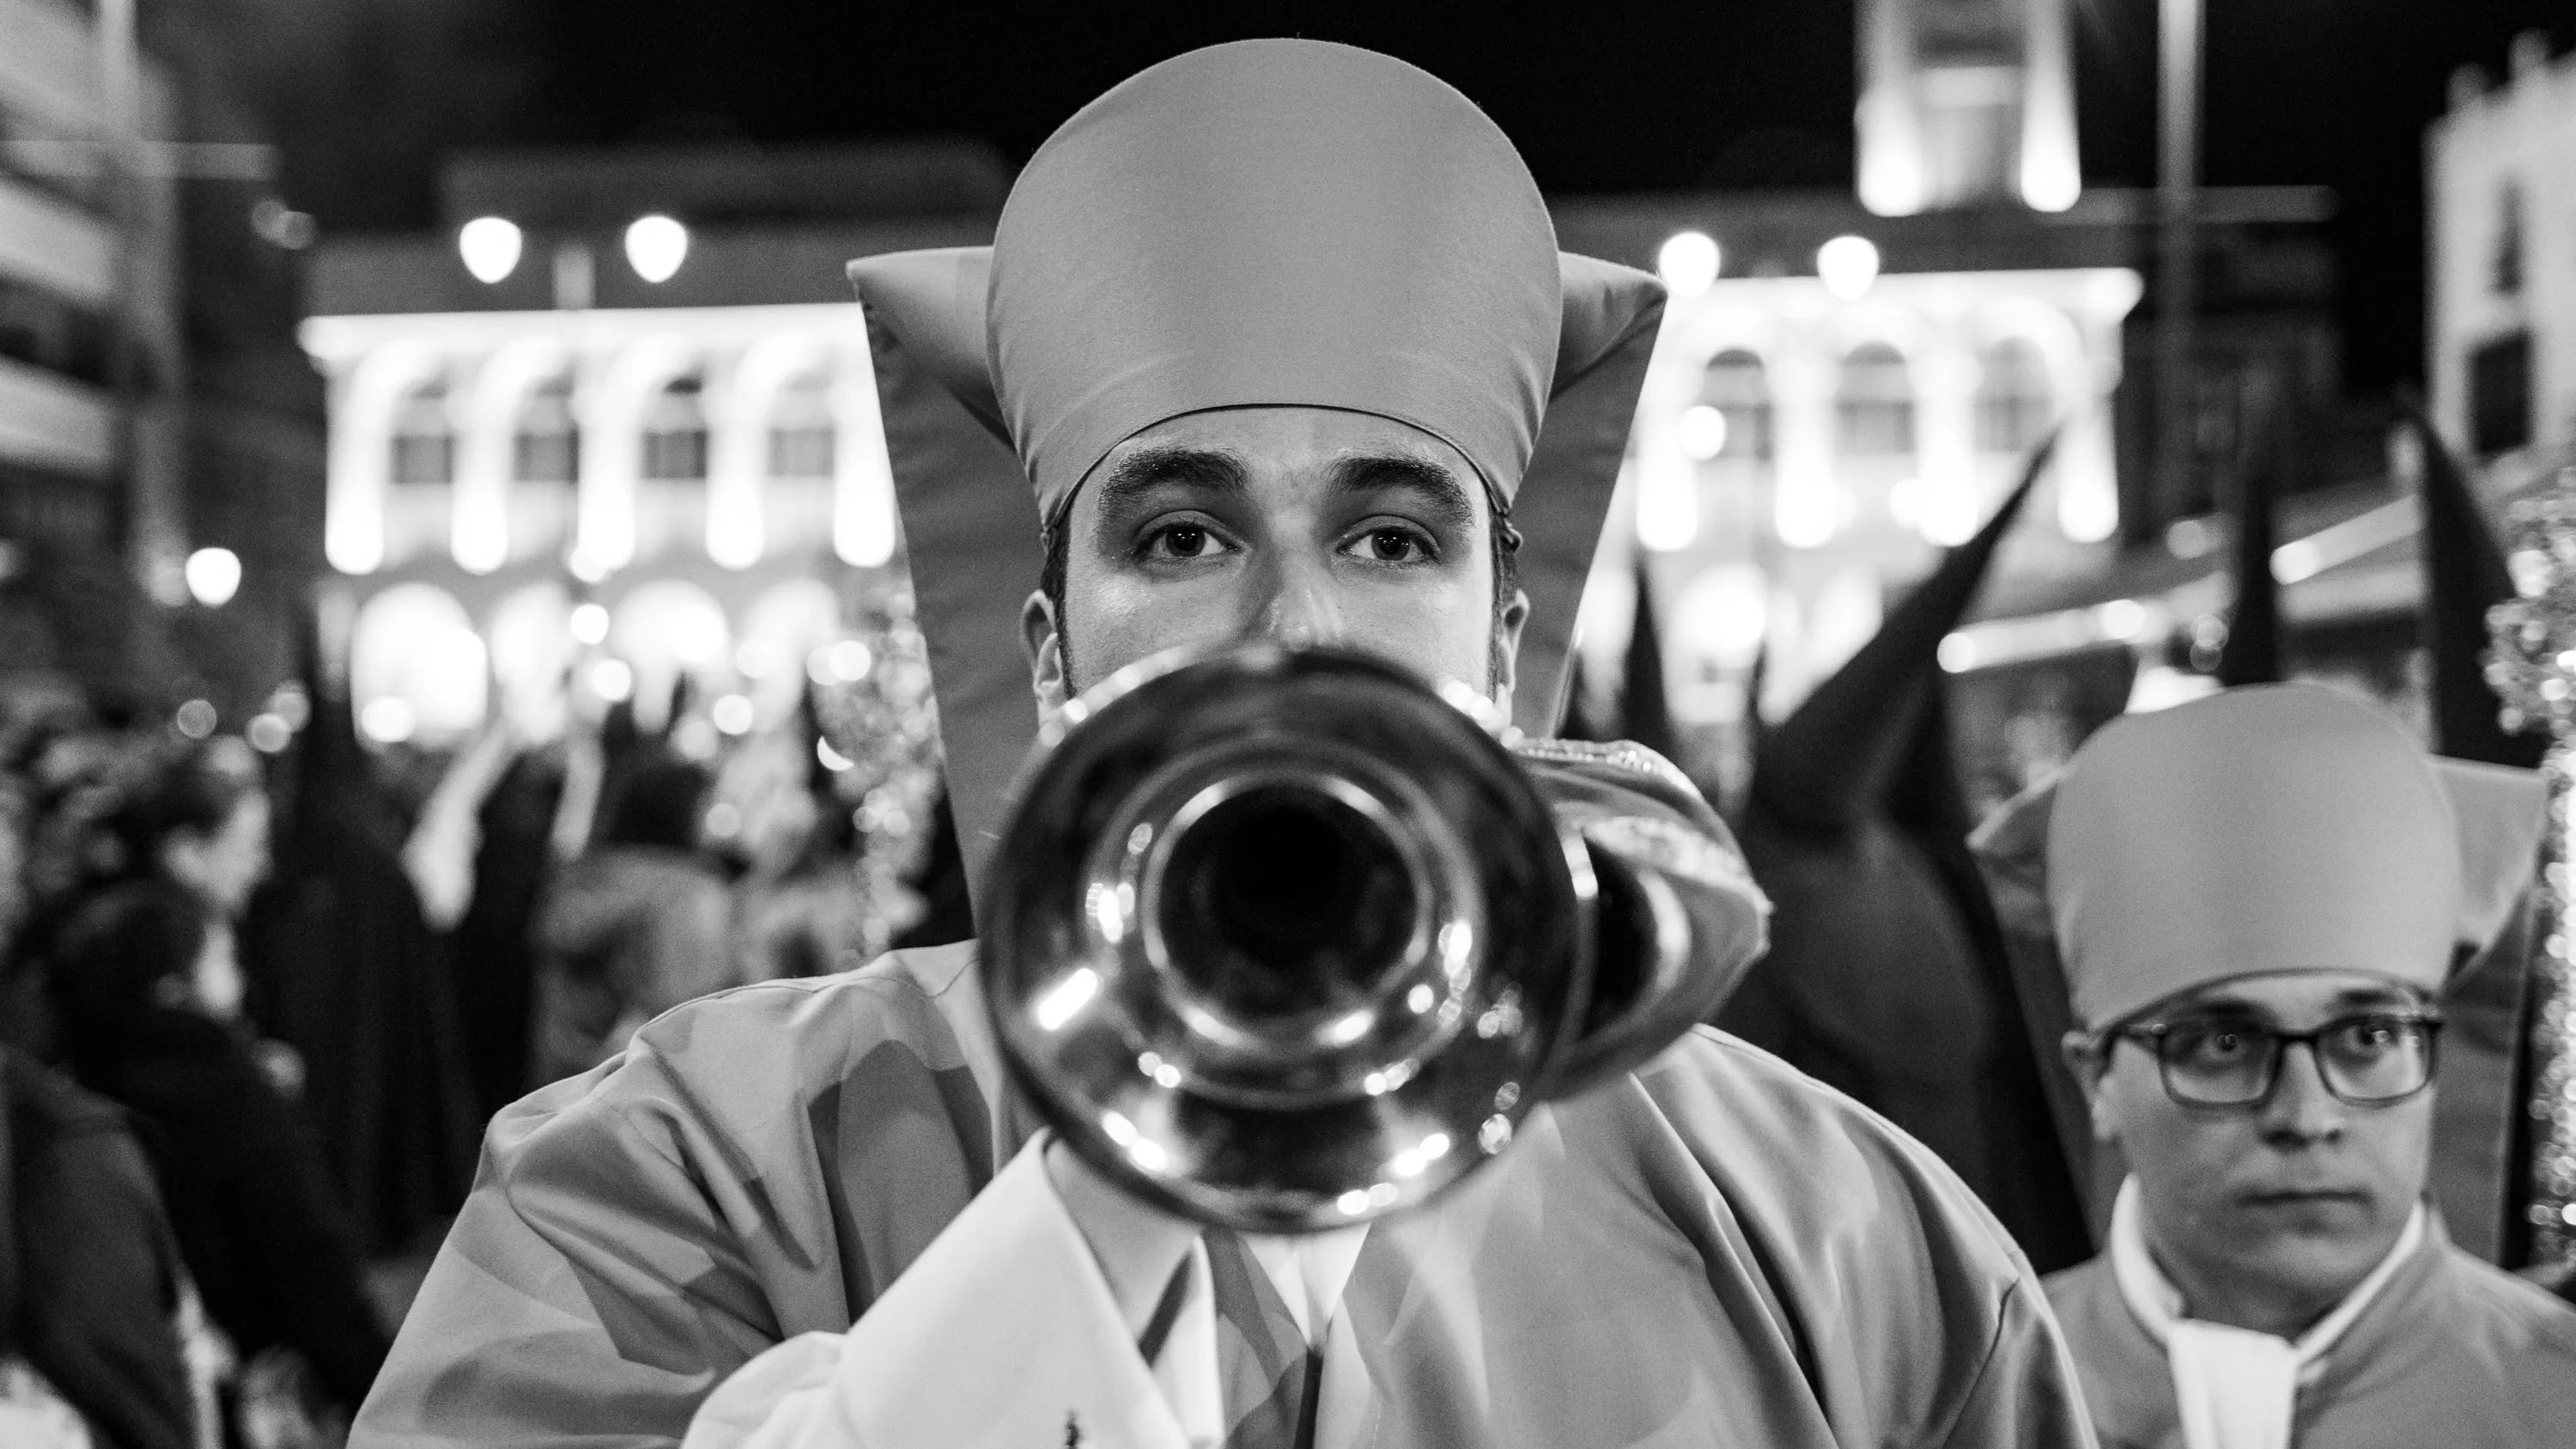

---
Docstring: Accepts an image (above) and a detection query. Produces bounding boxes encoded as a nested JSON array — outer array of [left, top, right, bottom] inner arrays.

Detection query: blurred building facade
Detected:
[[0, 0, 185, 681], [298, 143, 1000, 748], [1552, 186, 2342, 801], [0, 0, 323, 720], [300, 136, 2360, 810], [1855, 0, 2080, 216], [2431, 32, 2576, 470]]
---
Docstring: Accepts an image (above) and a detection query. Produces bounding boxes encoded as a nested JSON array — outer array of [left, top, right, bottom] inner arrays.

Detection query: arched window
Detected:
[[1835, 342, 1913, 456], [1698, 350, 1772, 460], [390, 378, 453, 484], [509, 374, 578, 560], [381, 377, 454, 563], [1975, 337, 2051, 454], [769, 372, 835, 478], [641, 374, 709, 481], [513, 375, 578, 484]]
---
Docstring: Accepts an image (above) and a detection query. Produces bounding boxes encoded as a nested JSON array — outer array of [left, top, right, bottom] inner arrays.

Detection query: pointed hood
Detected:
[[1750, 432, 2055, 833], [2406, 396, 2544, 768], [289, 589, 365, 836], [2216, 378, 2285, 686], [1556, 653, 1610, 742], [1619, 557, 1676, 761]]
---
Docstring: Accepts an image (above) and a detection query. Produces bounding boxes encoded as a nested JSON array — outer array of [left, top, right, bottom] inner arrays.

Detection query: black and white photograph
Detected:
[[2, 3, 2574, 1446]]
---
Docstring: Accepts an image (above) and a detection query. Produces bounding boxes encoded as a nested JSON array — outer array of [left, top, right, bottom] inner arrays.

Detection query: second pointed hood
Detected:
[[2408, 399, 2544, 768], [1750, 434, 2057, 832]]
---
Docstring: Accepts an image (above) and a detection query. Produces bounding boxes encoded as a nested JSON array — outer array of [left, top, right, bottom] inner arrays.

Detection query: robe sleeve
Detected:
[[1933, 1281, 2096, 1449], [348, 1070, 785, 1446], [351, 965, 1009, 1448], [680, 1139, 1195, 1449]]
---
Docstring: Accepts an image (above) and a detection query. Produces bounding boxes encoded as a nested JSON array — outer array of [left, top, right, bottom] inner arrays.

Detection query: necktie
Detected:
[[1201, 1228, 1321, 1449]]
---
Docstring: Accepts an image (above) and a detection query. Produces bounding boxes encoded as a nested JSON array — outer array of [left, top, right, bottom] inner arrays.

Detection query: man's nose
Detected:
[[1249, 551, 1346, 649], [2258, 1042, 2347, 1143]]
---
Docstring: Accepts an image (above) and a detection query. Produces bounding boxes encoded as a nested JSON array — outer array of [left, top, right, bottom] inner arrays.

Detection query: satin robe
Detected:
[[2046, 1215, 2576, 1448], [354, 755, 2093, 1448]]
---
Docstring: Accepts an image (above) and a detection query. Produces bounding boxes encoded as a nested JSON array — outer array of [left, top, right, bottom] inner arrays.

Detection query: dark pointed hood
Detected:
[[2407, 395, 2544, 768], [1750, 433, 2056, 833], [2217, 379, 2284, 686], [1556, 652, 1611, 742], [1619, 557, 1676, 760], [289, 589, 365, 836]]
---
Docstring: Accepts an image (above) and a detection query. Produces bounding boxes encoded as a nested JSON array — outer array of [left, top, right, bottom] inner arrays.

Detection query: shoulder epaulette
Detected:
[[1511, 737, 1700, 802]]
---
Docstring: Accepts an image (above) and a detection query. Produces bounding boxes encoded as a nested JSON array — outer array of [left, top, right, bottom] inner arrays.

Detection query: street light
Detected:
[[1656, 231, 1721, 298], [183, 546, 240, 606], [625, 215, 688, 283], [1676, 405, 1729, 460], [1816, 235, 1880, 301], [459, 216, 523, 283]]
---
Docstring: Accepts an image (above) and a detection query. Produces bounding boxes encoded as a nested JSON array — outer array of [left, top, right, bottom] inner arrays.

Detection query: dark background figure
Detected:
[[50, 866, 388, 1418], [1717, 446, 2091, 1274], [447, 742, 565, 1124], [1, 758, 193, 1449], [1, 1044, 197, 1449], [528, 754, 735, 1086], [890, 785, 974, 953], [241, 636, 479, 1258]]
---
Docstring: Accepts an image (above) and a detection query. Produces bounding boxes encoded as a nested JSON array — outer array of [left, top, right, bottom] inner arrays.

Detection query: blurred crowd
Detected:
[[0, 665, 965, 1448]]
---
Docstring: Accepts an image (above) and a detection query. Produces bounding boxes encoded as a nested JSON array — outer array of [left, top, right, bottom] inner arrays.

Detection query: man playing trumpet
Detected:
[[356, 40, 2090, 1448]]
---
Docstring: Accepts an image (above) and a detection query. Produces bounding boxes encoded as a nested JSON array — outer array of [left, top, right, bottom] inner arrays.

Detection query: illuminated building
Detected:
[[1856, 0, 2081, 217], [2431, 33, 2576, 469], [1551, 187, 2336, 794], [299, 142, 999, 746]]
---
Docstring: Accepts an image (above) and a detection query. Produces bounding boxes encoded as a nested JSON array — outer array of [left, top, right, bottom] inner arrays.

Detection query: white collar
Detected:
[[2109, 1175, 2424, 1449]]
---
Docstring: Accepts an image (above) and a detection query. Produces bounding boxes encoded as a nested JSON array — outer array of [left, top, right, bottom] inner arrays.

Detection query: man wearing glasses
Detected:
[[2032, 684, 2576, 1448]]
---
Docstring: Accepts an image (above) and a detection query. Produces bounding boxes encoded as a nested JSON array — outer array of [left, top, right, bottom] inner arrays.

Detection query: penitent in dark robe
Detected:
[[1715, 442, 2090, 1273], [241, 624, 480, 1255]]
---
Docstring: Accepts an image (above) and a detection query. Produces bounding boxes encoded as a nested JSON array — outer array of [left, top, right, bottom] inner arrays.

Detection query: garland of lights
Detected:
[[2485, 470, 2576, 1267]]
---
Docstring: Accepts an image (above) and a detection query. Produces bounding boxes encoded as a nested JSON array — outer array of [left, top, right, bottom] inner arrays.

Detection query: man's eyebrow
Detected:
[[2328, 985, 2425, 1010], [1328, 453, 1477, 531], [1090, 447, 1250, 515], [2165, 984, 2422, 1022]]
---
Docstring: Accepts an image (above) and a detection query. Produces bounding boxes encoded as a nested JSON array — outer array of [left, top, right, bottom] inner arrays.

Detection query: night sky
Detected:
[[240, 1, 2574, 396]]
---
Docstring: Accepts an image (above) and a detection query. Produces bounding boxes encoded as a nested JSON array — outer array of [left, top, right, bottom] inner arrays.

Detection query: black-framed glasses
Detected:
[[2104, 1011, 2445, 1109]]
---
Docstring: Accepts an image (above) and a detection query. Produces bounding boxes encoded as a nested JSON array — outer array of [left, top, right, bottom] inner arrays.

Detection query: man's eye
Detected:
[[1352, 527, 1431, 563], [2169, 1024, 2258, 1065], [1145, 525, 1218, 559], [2330, 1019, 2404, 1056]]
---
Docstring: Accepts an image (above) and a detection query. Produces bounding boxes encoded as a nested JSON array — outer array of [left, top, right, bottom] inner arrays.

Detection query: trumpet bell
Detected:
[[984, 645, 1595, 1233]]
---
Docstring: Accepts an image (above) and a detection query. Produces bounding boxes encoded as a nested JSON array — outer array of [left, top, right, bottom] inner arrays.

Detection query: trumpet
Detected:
[[983, 644, 1710, 1233]]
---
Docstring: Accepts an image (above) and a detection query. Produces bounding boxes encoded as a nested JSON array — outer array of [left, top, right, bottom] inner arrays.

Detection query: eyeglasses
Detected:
[[2104, 1011, 2444, 1109]]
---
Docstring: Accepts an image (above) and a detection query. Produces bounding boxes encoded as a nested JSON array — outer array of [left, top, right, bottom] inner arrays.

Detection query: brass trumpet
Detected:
[[983, 644, 1710, 1233]]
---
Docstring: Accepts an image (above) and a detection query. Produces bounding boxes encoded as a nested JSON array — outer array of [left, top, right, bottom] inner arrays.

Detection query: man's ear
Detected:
[[1022, 588, 1070, 716], [2061, 1029, 2123, 1146], [1490, 586, 1531, 713]]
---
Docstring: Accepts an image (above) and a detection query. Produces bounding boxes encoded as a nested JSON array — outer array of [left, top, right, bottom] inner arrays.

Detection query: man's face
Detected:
[[1022, 406, 1527, 710], [2081, 970, 2434, 1317]]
